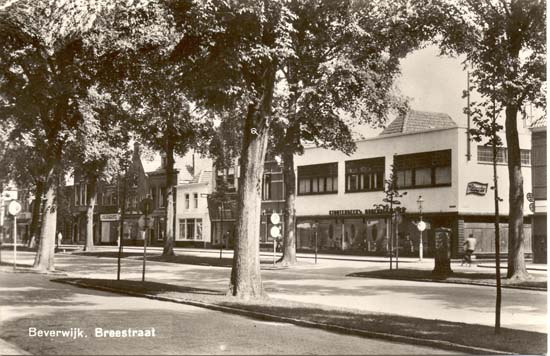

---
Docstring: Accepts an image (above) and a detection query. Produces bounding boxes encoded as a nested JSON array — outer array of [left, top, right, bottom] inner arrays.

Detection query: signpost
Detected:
[[140, 196, 153, 282], [8, 200, 22, 270], [270, 213, 281, 265]]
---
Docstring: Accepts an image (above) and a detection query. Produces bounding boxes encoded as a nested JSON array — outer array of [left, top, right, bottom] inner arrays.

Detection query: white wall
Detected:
[[175, 183, 211, 242], [295, 127, 533, 217], [456, 127, 532, 216]]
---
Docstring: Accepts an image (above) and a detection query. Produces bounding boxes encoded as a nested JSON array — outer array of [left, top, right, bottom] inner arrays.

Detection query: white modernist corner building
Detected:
[[293, 110, 534, 258]]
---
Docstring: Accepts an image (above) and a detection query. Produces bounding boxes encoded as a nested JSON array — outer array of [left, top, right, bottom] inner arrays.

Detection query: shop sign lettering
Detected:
[[100, 213, 120, 221], [466, 182, 488, 196]]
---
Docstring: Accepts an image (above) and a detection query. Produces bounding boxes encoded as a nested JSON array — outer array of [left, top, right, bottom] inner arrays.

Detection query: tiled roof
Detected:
[[380, 110, 457, 136], [189, 170, 212, 184], [531, 116, 546, 129]]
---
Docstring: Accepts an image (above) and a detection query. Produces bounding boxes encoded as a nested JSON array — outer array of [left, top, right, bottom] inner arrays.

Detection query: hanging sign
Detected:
[[466, 182, 488, 196]]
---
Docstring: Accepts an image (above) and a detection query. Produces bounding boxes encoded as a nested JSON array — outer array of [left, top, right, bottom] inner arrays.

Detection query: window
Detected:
[[193, 193, 198, 208], [297, 163, 338, 195], [262, 174, 272, 200], [345, 158, 385, 193], [394, 150, 452, 188], [158, 187, 166, 208], [477, 146, 531, 165], [178, 218, 203, 240], [185, 194, 190, 209], [520, 149, 531, 165]]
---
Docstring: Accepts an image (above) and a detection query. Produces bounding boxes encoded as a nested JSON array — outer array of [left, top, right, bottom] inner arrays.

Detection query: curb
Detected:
[[53, 279, 515, 355]]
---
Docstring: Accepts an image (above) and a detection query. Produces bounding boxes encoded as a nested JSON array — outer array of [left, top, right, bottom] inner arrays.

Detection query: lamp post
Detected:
[[417, 195, 425, 262]]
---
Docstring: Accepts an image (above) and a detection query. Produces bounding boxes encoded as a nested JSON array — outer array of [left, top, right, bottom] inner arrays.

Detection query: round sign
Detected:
[[270, 213, 280, 225], [529, 202, 535, 213], [527, 192, 534, 202], [8, 201, 22, 216], [417, 221, 426, 232], [270, 226, 281, 238]]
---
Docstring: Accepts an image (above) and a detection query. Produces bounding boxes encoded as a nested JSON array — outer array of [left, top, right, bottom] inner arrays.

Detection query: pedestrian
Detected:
[[461, 233, 477, 266], [57, 231, 63, 247]]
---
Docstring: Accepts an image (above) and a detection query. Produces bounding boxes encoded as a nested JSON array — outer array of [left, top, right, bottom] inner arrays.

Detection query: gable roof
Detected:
[[189, 170, 212, 185], [531, 116, 546, 129], [380, 110, 457, 136]]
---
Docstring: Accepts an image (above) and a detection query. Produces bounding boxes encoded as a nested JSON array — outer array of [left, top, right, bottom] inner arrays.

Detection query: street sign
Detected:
[[140, 197, 154, 215], [417, 221, 426, 232], [270, 212, 280, 225], [270, 226, 281, 238], [8, 201, 21, 216], [138, 215, 153, 230]]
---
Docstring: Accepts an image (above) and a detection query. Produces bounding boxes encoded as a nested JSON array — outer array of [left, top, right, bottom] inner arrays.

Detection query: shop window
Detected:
[[178, 218, 202, 240], [395, 149, 452, 188], [298, 163, 338, 195], [345, 157, 385, 193]]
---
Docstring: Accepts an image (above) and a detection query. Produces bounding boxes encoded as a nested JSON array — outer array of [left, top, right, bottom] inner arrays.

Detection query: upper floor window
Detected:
[[185, 194, 190, 209], [477, 146, 531, 165], [394, 150, 452, 189], [262, 173, 272, 200], [297, 163, 338, 195], [345, 157, 385, 193], [193, 193, 198, 208], [74, 183, 87, 206]]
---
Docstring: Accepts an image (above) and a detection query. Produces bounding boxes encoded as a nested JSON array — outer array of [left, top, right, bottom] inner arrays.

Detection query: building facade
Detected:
[[294, 111, 534, 258], [530, 117, 546, 263]]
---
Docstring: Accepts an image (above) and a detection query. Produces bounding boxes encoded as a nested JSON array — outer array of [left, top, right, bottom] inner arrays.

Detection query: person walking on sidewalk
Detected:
[[461, 234, 477, 266]]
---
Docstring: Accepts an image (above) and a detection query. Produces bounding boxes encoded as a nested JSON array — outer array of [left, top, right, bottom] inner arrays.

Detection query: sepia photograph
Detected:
[[0, 0, 547, 355]]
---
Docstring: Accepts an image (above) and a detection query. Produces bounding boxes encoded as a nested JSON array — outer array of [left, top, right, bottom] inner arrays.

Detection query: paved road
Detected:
[[0, 272, 460, 355], [3, 249, 547, 333]]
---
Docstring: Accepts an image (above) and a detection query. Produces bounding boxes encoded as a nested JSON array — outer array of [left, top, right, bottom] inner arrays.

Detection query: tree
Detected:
[[66, 87, 132, 252], [122, 59, 212, 257], [271, 0, 417, 266], [0, 0, 174, 271], [469, 94, 505, 333], [430, 0, 546, 280], [171, 0, 296, 299]]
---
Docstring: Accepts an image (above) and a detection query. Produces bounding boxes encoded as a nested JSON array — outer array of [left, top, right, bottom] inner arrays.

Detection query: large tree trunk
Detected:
[[33, 182, 57, 271], [84, 179, 97, 252], [505, 105, 529, 280], [29, 180, 44, 247], [277, 145, 297, 266], [229, 66, 276, 299], [163, 141, 176, 257]]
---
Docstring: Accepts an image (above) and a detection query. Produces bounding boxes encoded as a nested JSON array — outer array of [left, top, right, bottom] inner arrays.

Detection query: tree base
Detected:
[[506, 271, 532, 281], [161, 248, 176, 257]]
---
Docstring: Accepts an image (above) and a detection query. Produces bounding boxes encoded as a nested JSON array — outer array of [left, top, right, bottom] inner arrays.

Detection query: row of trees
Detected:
[[0, 0, 544, 299]]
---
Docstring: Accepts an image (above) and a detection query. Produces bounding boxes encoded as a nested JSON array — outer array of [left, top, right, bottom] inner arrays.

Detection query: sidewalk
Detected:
[[2, 251, 547, 339]]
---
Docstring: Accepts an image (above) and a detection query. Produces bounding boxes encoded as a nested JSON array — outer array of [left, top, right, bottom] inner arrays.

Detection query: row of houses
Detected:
[[1, 110, 547, 261]]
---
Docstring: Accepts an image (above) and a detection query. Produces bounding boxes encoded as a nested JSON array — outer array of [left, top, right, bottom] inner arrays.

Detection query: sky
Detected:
[[397, 45, 467, 127], [353, 45, 468, 139]]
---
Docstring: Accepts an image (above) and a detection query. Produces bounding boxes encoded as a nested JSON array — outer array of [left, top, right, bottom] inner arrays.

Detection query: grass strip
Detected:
[[53, 278, 547, 355], [348, 269, 547, 290]]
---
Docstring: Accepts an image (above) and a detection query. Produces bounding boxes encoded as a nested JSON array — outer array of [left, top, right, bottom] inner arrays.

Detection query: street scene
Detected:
[[0, 0, 547, 355]]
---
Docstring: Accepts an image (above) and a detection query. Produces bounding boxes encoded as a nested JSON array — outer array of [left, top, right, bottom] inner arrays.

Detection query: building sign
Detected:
[[100, 213, 120, 222], [466, 182, 488, 196], [329, 210, 363, 216], [329, 206, 402, 217]]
